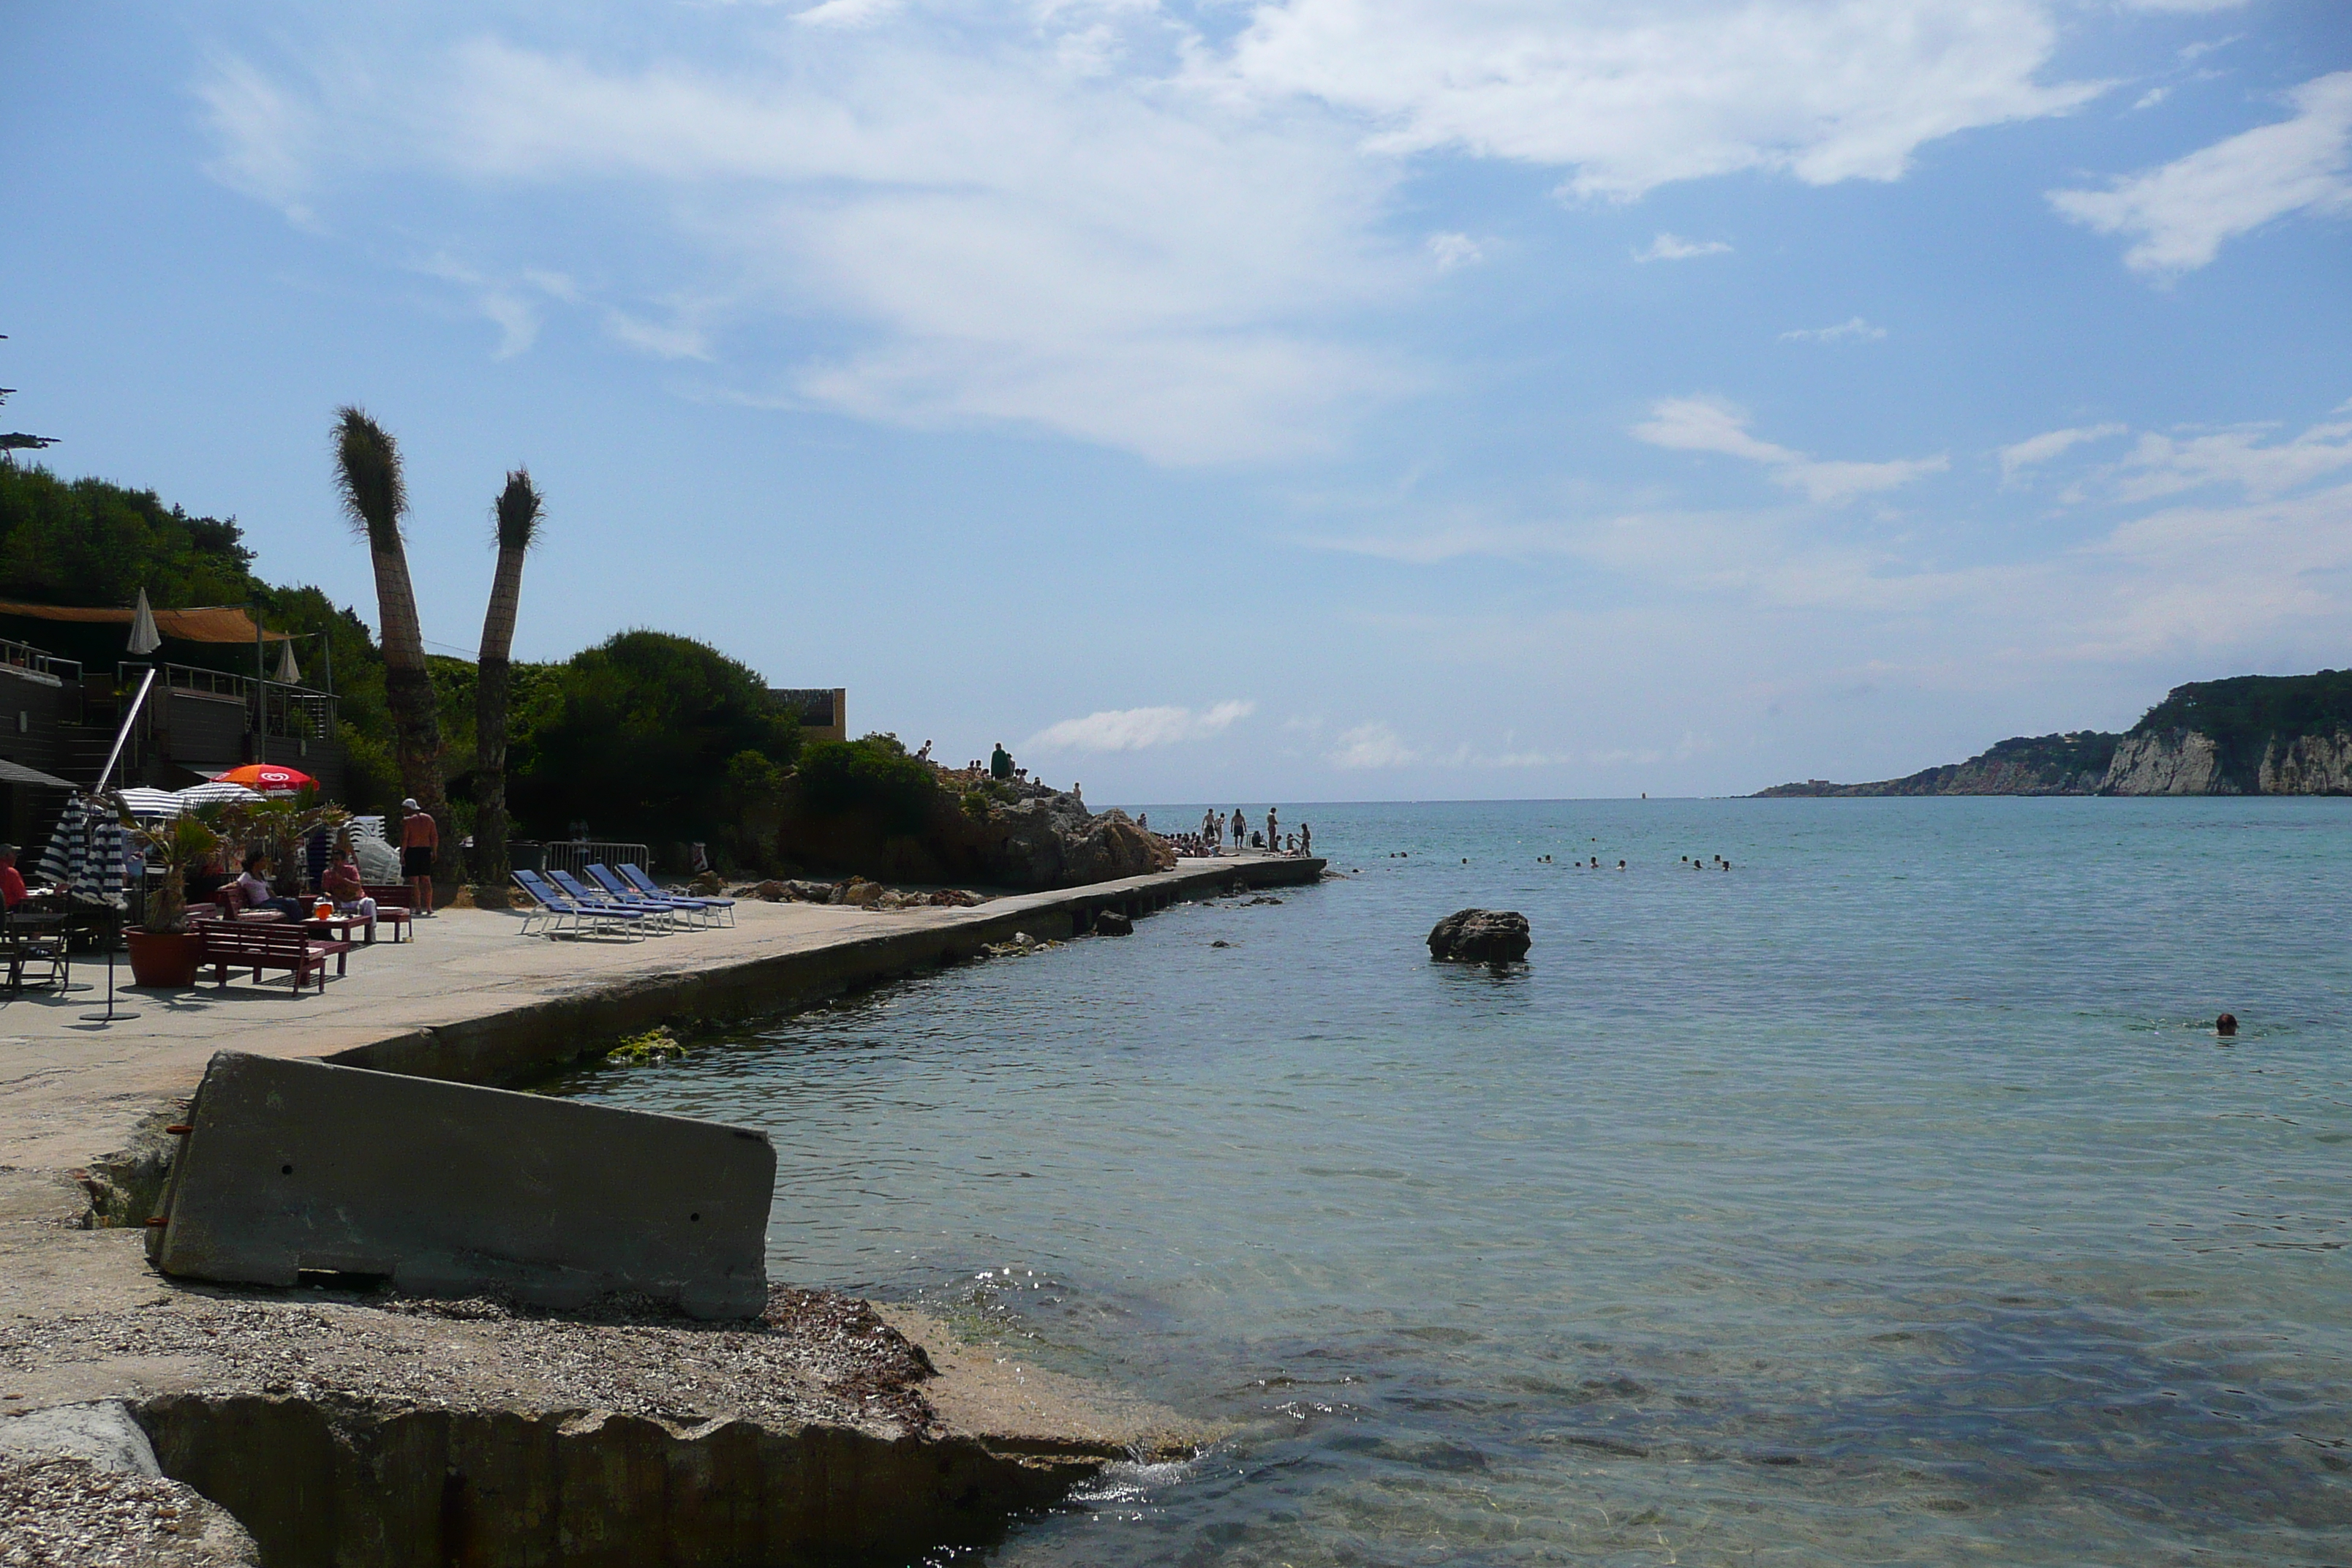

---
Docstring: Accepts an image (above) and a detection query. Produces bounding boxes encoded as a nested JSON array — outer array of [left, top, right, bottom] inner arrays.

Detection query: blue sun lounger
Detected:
[[512, 869, 647, 940], [620, 862, 736, 927], [549, 867, 685, 935], [587, 862, 722, 929]]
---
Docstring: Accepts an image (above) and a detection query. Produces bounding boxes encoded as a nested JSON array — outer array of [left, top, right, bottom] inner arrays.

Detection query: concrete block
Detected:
[[149, 1052, 774, 1319], [0, 1399, 162, 1476]]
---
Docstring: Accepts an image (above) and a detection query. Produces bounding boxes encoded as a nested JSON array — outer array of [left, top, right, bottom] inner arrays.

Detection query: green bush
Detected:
[[798, 733, 939, 832], [509, 630, 801, 849]]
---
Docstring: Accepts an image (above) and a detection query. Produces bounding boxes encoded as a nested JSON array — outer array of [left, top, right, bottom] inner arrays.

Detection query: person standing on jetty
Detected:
[[1300, 822, 1311, 857], [1266, 807, 1278, 850], [401, 797, 439, 916], [1231, 807, 1247, 845]]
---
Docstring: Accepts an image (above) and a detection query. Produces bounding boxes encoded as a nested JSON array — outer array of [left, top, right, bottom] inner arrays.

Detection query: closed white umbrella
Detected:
[[274, 637, 301, 685], [38, 796, 127, 904], [127, 588, 162, 657]]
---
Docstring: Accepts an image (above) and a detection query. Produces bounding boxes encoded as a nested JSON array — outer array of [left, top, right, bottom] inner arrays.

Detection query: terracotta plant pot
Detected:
[[126, 930, 203, 989]]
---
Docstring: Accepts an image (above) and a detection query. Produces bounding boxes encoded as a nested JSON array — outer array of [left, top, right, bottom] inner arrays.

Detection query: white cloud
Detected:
[[200, 29, 1404, 465], [2133, 87, 2171, 111], [1634, 396, 1948, 502], [1427, 232, 1485, 270], [1635, 233, 1733, 262], [195, 4, 2141, 465], [603, 306, 714, 361], [794, 0, 902, 26], [2051, 71, 2352, 274], [2178, 36, 2244, 61], [1217, 0, 2103, 199], [194, 50, 323, 222], [1999, 421, 2129, 480], [1779, 317, 1885, 343], [1026, 700, 1256, 753], [1328, 721, 1419, 769], [2108, 410, 2352, 502]]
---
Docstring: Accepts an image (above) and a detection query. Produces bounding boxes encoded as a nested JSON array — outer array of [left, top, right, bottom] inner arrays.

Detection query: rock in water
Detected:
[[1093, 908, 1134, 936], [1427, 908, 1531, 964]]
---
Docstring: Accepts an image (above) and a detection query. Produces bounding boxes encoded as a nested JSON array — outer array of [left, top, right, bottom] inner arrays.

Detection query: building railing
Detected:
[[119, 661, 339, 741], [540, 840, 657, 878], [0, 636, 80, 687]]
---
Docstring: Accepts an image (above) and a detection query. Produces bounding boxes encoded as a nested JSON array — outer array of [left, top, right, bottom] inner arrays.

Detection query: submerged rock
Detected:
[[1092, 908, 1134, 937], [1427, 908, 1531, 964]]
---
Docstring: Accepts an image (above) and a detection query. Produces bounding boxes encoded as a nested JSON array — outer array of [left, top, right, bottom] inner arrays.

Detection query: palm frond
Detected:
[[494, 467, 544, 553], [332, 405, 406, 549]]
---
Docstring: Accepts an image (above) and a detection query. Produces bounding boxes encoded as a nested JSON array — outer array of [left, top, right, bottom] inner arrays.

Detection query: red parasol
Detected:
[[214, 764, 317, 796]]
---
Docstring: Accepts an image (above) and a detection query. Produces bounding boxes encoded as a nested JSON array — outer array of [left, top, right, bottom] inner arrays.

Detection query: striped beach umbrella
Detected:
[[115, 786, 181, 818], [173, 780, 263, 808], [37, 796, 127, 904]]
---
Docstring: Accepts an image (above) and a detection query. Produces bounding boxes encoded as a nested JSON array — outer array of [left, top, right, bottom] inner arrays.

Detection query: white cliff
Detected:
[[2098, 730, 2234, 794], [2257, 729, 2352, 793]]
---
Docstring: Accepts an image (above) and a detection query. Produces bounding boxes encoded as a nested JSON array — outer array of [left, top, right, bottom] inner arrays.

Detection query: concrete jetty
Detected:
[[0, 853, 1317, 1565], [0, 853, 1322, 1181]]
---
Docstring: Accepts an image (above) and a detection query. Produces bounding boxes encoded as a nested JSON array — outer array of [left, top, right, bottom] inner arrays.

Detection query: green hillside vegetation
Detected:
[[1760, 671, 2352, 796], [0, 464, 807, 869], [2129, 669, 2352, 774]]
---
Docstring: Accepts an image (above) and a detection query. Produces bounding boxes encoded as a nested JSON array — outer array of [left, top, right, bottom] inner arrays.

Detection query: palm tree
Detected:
[[332, 407, 451, 878], [473, 467, 543, 892]]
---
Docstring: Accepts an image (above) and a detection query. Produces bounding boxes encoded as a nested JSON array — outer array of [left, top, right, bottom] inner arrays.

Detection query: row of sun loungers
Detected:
[[511, 864, 736, 940]]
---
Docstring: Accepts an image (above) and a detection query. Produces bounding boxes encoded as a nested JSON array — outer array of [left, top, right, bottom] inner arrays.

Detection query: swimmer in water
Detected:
[[2216, 1012, 2238, 1037]]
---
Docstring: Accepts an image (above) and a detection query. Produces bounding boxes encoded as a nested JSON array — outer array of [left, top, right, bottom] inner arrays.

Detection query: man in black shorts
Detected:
[[400, 797, 439, 916]]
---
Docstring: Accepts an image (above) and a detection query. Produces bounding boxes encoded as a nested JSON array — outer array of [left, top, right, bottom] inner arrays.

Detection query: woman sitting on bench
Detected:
[[234, 851, 309, 922]]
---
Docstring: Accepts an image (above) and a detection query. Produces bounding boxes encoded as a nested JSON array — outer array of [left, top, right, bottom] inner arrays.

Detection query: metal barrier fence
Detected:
[[539, 840, 656, 878]]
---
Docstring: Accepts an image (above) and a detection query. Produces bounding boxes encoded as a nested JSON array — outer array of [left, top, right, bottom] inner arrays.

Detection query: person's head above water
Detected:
[[2216, 1012, 2239, 1036]]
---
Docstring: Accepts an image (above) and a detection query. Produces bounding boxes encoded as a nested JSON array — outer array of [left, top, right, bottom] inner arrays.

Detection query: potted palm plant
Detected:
[[121, 810, 220, 987]]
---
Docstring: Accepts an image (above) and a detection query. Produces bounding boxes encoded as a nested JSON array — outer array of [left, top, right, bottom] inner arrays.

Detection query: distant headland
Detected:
[[1758, 671, 2352, 797]]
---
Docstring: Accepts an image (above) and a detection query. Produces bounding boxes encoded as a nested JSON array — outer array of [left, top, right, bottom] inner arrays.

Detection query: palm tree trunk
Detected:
[[474, 542, 527, 886], [369, 538, 453, 883]]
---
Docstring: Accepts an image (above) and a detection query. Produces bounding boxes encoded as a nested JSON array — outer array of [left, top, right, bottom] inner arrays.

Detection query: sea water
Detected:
[[557, 799, 2352, 1565]]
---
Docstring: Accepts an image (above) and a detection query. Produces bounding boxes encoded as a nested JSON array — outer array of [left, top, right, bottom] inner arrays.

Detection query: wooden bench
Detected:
[[360, 886, 416, 943], [196, 921, 355, 995]]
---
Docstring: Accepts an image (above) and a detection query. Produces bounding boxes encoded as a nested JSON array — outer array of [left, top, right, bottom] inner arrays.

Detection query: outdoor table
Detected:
[[301, 912, 374, 946]]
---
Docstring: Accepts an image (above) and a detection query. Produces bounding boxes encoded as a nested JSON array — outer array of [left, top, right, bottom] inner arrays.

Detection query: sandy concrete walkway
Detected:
[[0, 857, 1296, 1175]]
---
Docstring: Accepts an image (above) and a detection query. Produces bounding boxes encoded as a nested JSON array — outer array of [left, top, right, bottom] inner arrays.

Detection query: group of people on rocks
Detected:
[[1157, 807, 1311, 859]]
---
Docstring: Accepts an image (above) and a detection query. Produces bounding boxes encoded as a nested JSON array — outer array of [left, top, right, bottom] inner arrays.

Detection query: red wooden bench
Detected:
[[360, 885, 416, 943], [195, 921, 355, 995]]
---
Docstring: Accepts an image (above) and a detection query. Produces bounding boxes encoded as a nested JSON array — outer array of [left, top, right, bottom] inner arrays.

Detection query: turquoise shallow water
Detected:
[[558, 799, 2352, 1565]]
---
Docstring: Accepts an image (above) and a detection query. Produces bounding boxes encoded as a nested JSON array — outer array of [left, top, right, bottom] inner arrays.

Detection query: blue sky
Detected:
[[4, 1, 2348, 800]]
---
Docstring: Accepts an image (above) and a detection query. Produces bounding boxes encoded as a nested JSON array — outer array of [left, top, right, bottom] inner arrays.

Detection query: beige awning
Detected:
[[0, 601, 290, 644]]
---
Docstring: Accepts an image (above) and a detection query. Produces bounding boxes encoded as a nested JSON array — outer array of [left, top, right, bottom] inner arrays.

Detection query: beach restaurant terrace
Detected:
[[0, 603, 346, 845]]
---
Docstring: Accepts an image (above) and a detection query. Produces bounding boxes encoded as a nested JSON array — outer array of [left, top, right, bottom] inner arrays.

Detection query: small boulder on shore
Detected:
[[1092, 908, 1134, 936], [1427, 908, 1531, 964]]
